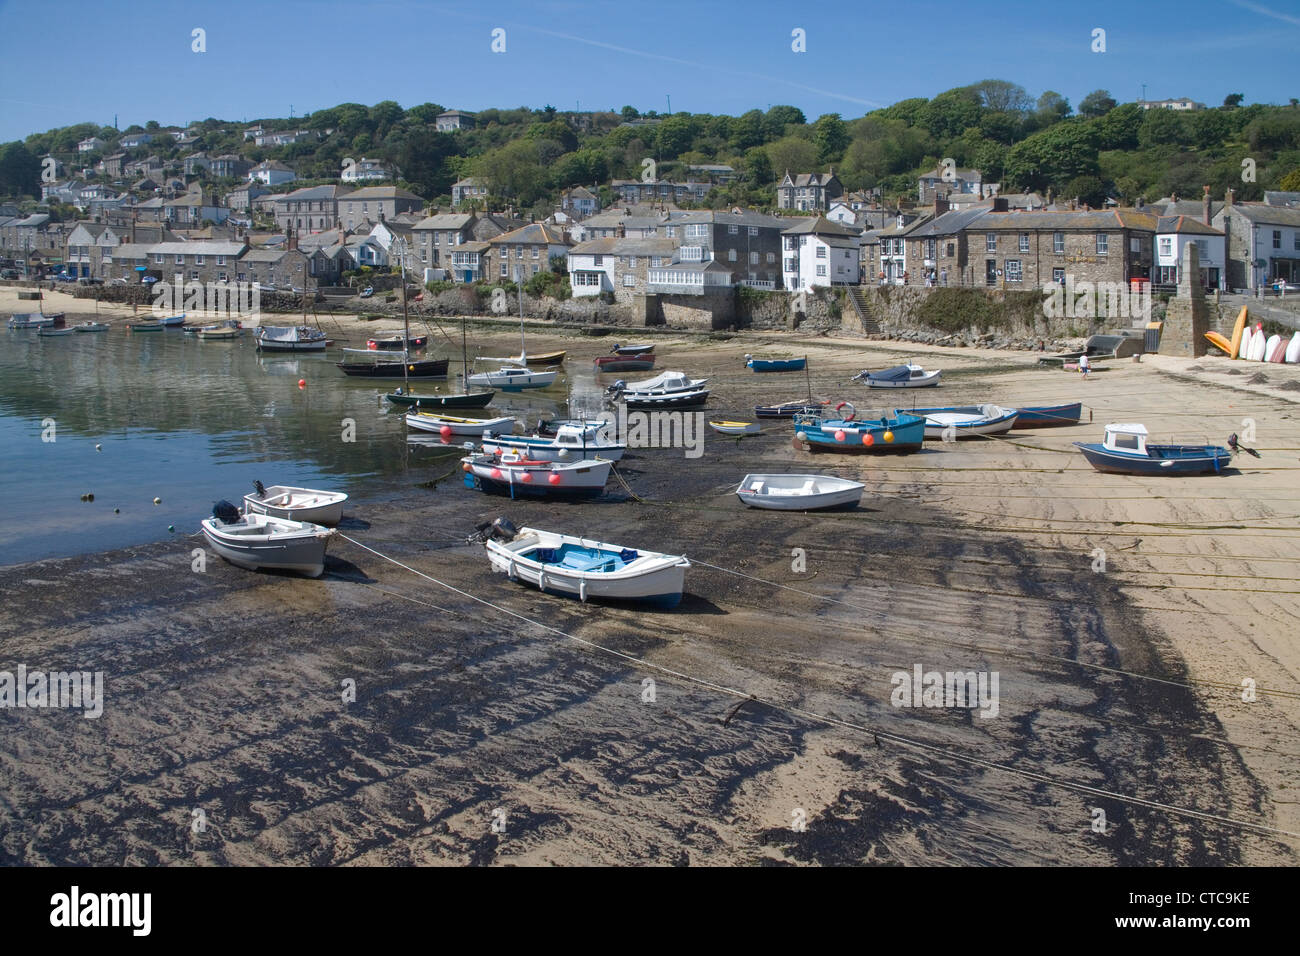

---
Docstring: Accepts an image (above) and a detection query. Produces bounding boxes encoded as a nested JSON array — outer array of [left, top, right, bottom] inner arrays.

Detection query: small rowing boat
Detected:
[[755, 400, 828, 418], [610, 343, 654, 356], [594, 354, 656, 373], [242, 481, 348, 526], [908, 404, 1019, 439], [485, 522, 688, 606], [406, 411, 516, 436], [735, 473, 864, 511], [385, 388, 496, 409], [465, 366, 558, 390], [200, 501, 336, 577], [1009, 402, 1083, 429], [709, 420, 761, 436], [792, 409, 925, 453], [74, 321, 109, 332], [746, 355, 806, 372]]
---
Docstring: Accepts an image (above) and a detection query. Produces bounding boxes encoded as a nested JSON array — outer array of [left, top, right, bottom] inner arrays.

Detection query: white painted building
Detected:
[[1154, 216, 1225, 289], [567, 238, 618, 297], [780, 217, 860, 290], [248, 160, 296, 186]]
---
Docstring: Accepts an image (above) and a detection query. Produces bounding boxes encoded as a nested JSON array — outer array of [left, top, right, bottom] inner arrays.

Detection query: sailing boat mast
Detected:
[[399, 238, 410, 393], [517, 279, 526, 363]]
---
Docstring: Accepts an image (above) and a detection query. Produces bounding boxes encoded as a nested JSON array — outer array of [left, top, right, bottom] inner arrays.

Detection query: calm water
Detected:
[[0, 324, 601, 566]]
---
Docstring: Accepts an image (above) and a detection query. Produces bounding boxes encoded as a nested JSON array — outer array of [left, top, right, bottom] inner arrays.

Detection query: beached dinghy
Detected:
[[200, 501, 336, 577], [755, 400, 829, 418], [608, 370, 709, 408], [486, 522, 689, 607], [735, 474, 864, 511], [242, 481, 348, 527], [406, 411, 516, 436], [908, 404, 1019, 439], [461, 452, 611, 498], [709, 420, 761, 436], [1074, 423, 1232, 475], [594, 354, 656, 373], [535, 419, 610, 437], [610, 343, 655, 356], [481, 423, 626, 462], [852, 364, 941, 388], [792, 409, 925, 453], [1008, 402, 1083, 428], [746, 355, 807, 372], [465, 366, 558, 390]]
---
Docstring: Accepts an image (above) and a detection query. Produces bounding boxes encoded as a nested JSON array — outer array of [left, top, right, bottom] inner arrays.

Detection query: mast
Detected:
[[518, 278, 526, 362], [399, 237, 410, 392]]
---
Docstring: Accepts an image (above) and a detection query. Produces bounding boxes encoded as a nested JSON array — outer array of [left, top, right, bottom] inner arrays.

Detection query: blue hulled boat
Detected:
[[792, 410, 925, 453], [1010, 402, 1084, 429], [1075, 424, 1232, 475], [746, 355, 807, 372]]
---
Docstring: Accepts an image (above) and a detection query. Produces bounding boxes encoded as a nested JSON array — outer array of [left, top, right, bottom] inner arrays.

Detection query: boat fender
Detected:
[[213, 500, 242, 525], [835, 401, 855, 421], [579, 578, 587, 602]]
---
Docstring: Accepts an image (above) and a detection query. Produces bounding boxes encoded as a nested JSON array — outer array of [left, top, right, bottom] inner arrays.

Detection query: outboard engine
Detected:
[[213, 500, 242, 525], [606, 379, 626, 396], [253, 479, 267, 499], [488, 516, 518, 541]]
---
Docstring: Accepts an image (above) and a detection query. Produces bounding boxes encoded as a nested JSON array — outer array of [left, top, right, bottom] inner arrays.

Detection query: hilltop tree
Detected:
[[970, 79, 1032, 114], [620, 105, 639, 122], [919, 87, 984, 140], [813, 113, 849, 165], [0, 142, 40, 197], [728, 110, 766, 151], [1223, 93, 1244, 108], [766, 136, 818, 178], [764, 105, 806, 138], [1035, 91, 1071, 124], [1078, 90, 1117, 118], [1005, 120, 1099, 191]]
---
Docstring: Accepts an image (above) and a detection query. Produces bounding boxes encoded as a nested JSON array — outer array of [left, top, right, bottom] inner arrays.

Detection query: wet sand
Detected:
[[2, 311, 1298, 866]]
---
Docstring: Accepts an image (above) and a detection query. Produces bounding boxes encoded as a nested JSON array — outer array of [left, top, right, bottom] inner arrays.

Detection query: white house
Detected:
[[120, 132, 153, 149], [77, 136, 107, 153], [341, 157, 392, 182], [826, 201, 859, 227], [1154, 216, 1225, 289], [567, 238, 619, 296], [781, 217, 860, 290], [248, 160, 297, 187]]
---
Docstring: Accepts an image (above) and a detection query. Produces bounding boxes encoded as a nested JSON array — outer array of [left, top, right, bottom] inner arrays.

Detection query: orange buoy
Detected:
[[298, 379, 306, 389], [548, 472, 561, 485], [862, 433, 874, 446], [883, 430, 894, 443], [834, 429, 846, 442]]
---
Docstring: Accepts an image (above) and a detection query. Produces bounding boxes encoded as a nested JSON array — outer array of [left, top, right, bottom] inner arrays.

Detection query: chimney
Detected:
[[1225, 187, 1235, 207], [934, 195, 950, 217], [288, 224, 297, 251], [992, 196, 1009, 213], [1203, 185, 1211, 225], [1171, 191, 1178, 204], [1136, 196, 1145, 210]]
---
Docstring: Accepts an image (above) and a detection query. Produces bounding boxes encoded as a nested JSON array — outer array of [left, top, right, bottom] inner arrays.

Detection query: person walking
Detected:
[[1079, 352, 1090, 379]]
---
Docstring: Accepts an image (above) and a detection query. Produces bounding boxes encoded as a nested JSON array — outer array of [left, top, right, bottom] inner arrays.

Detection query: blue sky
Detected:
[[0, 0, 1296, 142]]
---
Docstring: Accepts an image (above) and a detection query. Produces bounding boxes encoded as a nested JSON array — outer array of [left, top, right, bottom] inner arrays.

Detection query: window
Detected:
[[1159, 237, 1172, 257], [1273, 230, 1282, 249], [218, 273, 228, 282], [623, 274, 635, 287], [175, 254, 184, 264], [946, 242, 955, 257], [1006, 260, 1022, 282], [1195, 239, 1209, 258], [1096, 234, 1108, 255], [1052, 267, 1065, 284], [195, 255, 205, 265], [651, 257, 662, 268], [593, 255, 603, 266], [681, 246, 704, 261], [816, 265, 827, 276], [1294, 233, 1300, 251], [748, 226, 758, 237], [688, 224, 709, 237], [985, 233, 996, 252], [816, 247, 827, 258], [189, 270, 198, 280], [784, 258, 796, 272], [1053, 232, 1065, 254], [926, 239, 936, 259], [500, 262, 507, 276], [749, 251, 759, 265], [766, 252, 775, 264], [217, 256, 226, 266], [1130, 237, 1140, 253], [665, 226, 676, 237], [1019, 233, 1029, 253], [532, 247, 539, 258]]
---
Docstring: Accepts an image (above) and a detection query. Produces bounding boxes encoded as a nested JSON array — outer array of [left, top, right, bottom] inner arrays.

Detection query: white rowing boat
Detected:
[[734, 473, 865, 510], [242, 482, 348, 526], [486, 525, 689, 607], [201, 504, 336, 577]]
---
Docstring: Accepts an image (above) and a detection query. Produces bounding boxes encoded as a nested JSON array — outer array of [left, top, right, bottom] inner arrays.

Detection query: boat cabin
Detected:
[[1102, 423, 1148, 456]]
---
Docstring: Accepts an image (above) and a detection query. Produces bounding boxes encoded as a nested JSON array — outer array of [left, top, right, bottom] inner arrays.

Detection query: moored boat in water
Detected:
[[256, 325, 328, 351]]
